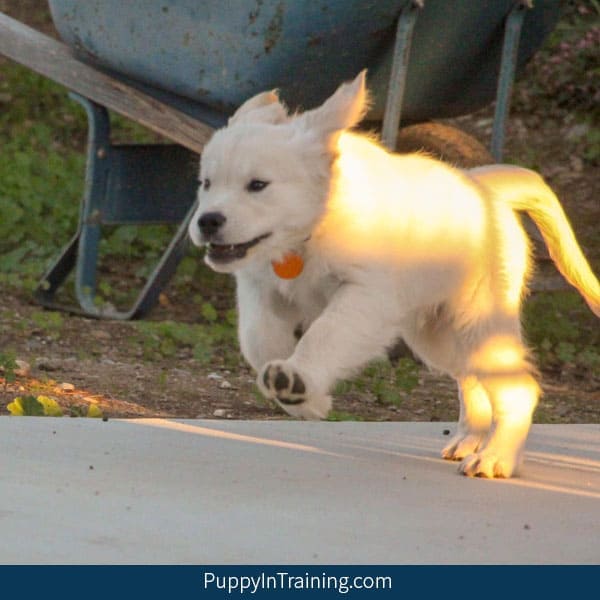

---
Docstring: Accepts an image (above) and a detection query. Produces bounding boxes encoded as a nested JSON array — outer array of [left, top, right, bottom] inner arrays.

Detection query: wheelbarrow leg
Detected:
[[34, 233, 79, 305], [123, 200, 196, 320], [35, 96, 110, 314], [381, 0, 424, 150], [490, 1, 532, 161], [35, 94, 199, 319], [73, 95, 111, 315]]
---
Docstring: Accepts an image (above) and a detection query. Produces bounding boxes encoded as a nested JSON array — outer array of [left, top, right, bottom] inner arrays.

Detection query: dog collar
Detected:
[[272, 252, 304, 279], [271, 237, 311, 279]]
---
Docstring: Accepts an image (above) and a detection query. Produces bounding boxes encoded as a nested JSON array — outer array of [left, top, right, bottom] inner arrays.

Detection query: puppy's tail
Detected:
[[469, 164, 600, 317]]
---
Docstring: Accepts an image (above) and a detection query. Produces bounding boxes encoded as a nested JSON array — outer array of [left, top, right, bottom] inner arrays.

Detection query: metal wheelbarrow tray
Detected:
[[0, 0, 560, 319]]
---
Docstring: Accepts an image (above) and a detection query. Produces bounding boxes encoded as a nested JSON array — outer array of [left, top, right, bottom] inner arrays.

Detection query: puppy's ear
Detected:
[[228, 90, 288, 126], [295, 70, 368, 140]]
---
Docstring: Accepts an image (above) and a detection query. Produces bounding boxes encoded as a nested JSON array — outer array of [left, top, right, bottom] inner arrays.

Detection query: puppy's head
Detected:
[[188, 70, 368, 273]]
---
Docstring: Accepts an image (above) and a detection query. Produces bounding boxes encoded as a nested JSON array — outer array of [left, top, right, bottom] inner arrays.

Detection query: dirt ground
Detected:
[[1, 1, 599, 423]]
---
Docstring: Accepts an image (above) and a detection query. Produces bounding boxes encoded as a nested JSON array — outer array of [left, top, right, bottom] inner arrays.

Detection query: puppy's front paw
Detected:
[[260, 360, 307, 404], [258, 360, 331, 420]]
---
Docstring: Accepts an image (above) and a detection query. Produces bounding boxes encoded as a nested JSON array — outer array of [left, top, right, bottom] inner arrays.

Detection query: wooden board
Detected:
[[0, 12, 213, 154]]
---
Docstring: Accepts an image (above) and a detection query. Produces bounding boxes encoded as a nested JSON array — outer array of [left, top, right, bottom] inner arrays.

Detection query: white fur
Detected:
[[189, 71, 600, 478]]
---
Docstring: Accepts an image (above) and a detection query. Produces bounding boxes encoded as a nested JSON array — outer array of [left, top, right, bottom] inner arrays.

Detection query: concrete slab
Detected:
[[0, 418, 598, 564]]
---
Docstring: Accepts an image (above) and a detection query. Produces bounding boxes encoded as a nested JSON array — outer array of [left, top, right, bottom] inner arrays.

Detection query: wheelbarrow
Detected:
[[0, 0, 560, 319]]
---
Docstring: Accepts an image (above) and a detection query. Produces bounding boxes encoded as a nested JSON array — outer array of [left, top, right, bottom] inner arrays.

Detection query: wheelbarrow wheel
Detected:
[[394, 121, 493, 168]]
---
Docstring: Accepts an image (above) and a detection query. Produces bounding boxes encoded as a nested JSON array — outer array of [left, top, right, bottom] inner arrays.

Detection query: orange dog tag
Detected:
[[272, 252, 304, 279]]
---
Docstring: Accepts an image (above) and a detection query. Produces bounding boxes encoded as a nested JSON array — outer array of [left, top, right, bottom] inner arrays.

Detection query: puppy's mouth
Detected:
[[206, 232, 271, 263]]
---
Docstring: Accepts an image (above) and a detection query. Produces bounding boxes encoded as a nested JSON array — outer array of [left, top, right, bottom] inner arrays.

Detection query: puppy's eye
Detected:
[[200, 178, 211, 191], [246, 179, 270, 192]]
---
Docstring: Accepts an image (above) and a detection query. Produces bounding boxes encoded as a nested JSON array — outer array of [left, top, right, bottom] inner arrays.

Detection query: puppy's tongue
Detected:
[[272, 252, 304, 279]]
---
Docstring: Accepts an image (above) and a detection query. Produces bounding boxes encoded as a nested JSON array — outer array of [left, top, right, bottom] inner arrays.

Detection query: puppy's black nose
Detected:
[[198, 212, 226, 237]]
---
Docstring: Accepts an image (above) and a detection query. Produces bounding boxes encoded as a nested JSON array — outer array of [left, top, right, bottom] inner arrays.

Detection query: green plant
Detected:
[[0, 351, 17, 387], [581, 118, 600, 163], [327, 410, 364, 422], [334, 357, 419, 406], [523, 291, 600, 374], [7, 395, 63, 416], [67, 403, 104, 418], [131, 317, 239, 365], [30, 310, 64, 338], [201, 302, 219, 322], [6, 394, 103, 418], [0, 63, 175, 295]]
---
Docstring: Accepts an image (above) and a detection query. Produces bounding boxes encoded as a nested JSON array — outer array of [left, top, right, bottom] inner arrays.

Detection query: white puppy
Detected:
[[189, 71, 600, 478]]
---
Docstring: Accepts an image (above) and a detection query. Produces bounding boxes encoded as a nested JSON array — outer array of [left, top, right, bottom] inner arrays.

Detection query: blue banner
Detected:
[[1, 565, 597, 598]]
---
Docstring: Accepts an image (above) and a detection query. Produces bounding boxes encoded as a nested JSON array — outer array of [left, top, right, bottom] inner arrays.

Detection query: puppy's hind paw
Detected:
[[258, 360, 331, 420], [458, 451, 520, 479], [441, 432, 486, 461]]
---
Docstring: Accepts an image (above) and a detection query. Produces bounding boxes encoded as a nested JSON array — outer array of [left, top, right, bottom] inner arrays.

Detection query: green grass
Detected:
[[0, 65, 85, 290], [0, 63, 190, 296], [334, 357, 419, 407], [327, 410, 364, 422], [0, 351, 18, 386], [29, 310, 65, 339], [130, 314, 239, 366], [523, 290, 600, 374], [0, 130, 84, 290]]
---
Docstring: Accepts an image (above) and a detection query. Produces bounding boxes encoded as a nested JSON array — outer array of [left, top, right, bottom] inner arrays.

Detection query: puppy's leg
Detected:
[[236, 275, 300, 371], [442, 376, 492, 461], [459, 336, 539, 478], [258, 283, 400, 419], [239, 306, 299, 372]]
